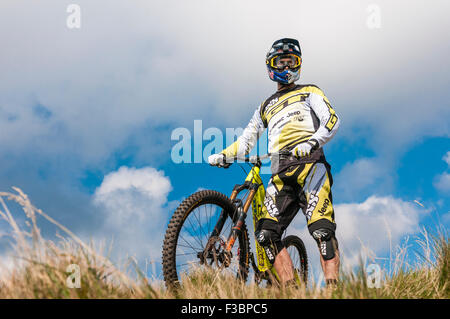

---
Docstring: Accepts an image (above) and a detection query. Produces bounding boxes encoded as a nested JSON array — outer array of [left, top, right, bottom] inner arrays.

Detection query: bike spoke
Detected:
[[179, 230, 203, 251], [288, 247, 299, 267], [176, 262, 197, 268], [176, 241, 201, 251], [176, 252, 199, 257], [193, 205, 207, 246], [206, 204, 213, 237], [183, 215, 206, 249], [175, 203, 242, 279]]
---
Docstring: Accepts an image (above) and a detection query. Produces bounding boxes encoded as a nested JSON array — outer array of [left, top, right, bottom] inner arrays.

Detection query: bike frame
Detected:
[[216, 158, 278, 279]]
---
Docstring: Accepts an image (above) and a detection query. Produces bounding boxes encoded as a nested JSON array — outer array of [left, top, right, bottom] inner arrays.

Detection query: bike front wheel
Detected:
[[162, 190, 250, 289]]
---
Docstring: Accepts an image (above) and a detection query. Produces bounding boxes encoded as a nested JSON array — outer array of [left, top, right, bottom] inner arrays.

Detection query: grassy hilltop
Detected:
[[0, 188, 448, 299]]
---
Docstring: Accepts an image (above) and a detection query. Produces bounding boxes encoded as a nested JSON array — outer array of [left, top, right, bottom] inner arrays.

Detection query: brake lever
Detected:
[[220, 162, 232, 169]]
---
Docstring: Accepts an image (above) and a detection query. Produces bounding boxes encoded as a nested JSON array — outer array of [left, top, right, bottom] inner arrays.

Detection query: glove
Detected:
[[208, 153, 226, 166], [291, 139, 319, 158]]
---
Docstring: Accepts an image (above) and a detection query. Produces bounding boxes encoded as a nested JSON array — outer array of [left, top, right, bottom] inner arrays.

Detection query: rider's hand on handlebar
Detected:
[[248, 155, 259, 163], [208, 153, 225, 166], [208, 153, 231, 168], [291, 139, 319, 158]]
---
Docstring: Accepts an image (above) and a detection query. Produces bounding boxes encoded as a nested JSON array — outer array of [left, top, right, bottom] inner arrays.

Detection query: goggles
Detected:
[[268, 53, 302, 70]]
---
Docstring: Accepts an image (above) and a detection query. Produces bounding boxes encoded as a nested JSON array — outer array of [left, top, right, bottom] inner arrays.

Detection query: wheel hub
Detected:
[[198, 236, 233, 269]]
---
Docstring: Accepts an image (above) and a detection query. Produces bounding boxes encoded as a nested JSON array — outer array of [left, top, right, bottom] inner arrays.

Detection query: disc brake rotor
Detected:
[[201, 236, 232, 269]]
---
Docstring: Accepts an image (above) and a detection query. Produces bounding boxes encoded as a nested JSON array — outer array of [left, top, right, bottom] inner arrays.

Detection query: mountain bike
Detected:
[[162, 152, 308, 289]]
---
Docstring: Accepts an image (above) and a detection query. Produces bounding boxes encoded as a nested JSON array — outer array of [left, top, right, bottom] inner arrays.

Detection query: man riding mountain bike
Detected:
[[208, 38, 341, 287]]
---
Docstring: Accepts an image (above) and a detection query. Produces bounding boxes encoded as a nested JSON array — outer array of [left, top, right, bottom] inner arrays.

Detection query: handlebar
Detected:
[[218, 151, 292, 168]]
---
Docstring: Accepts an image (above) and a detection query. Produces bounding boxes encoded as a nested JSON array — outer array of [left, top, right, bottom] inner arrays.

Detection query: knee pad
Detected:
[[255, 229, 283, 264], [311, 228, 338, 260]]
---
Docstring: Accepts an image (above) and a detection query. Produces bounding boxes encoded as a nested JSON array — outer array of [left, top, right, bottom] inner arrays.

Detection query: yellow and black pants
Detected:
[[255, 159, 336, 254]]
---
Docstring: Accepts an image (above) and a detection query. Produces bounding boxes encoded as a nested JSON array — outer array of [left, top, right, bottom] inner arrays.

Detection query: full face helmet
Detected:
[[266, 38, 302, 84]]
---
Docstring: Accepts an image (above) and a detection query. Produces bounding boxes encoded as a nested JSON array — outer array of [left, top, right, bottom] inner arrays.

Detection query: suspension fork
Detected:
[[207, 181, 248, 238], [207, 188, 240, 240], [205, 181, 259, 264], [224, 184, 259, 252]]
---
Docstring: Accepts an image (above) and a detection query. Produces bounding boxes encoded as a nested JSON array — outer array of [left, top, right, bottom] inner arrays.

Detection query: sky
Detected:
[[0, 0, 449, 283]]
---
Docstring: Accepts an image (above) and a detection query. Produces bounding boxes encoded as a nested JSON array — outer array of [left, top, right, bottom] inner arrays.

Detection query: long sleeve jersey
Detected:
[[221, 84, 340, 165]]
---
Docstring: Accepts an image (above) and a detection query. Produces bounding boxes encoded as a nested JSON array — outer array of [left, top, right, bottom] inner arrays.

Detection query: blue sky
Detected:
[[0, 0, 449, 282]]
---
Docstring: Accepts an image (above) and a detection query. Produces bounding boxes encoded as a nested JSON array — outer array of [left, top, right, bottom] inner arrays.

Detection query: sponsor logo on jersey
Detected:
[[267, 97, 279, 108]]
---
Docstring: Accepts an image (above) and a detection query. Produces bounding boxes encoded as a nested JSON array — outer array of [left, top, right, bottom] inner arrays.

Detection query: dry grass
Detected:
[[0, 187, 157, 298], [0, 187, 447, 299]]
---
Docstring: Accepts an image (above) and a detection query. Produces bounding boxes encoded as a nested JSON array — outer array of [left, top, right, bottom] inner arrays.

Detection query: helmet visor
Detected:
[[269, 54, 301, 70]]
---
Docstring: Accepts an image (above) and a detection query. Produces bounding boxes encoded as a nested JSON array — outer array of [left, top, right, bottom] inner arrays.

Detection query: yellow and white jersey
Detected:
[[221, 84, 340, 160]]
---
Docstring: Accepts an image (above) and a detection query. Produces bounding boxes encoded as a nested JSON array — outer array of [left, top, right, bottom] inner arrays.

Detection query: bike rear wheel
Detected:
[[162, 190, 250, 289], [283, 235, 308, 284]]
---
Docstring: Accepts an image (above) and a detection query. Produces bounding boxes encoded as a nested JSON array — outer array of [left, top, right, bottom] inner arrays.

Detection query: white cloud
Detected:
[[288, 195, 426, 275], [94, 166, 171, 205], [93, 166, 173, 266], [434, 173, 450, 194], [444, 151, 450, 166], [433, 151, 450, 193], [334, 157, 394, 201], [334, 196, 425, 267], [0, 0, 449, 165]]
